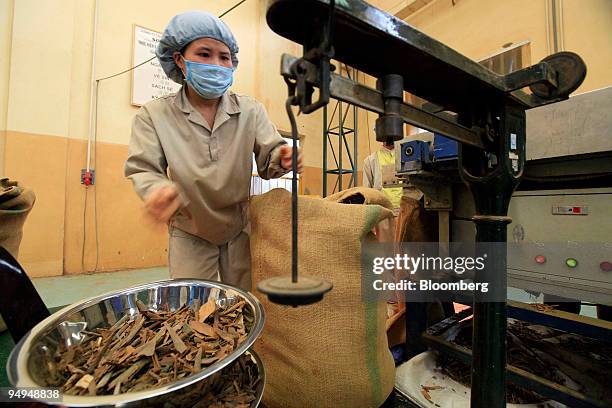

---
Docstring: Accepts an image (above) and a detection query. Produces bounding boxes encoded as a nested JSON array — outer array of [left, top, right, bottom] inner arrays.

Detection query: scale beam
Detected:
[[281, 54, 487, 149], [267, 0, 585, 113]]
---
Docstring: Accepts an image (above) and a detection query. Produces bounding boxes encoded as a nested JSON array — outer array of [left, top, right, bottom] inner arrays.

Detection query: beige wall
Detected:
[[7, 0, 261, 146], [562, 0, 612, 93], [0, 0, 14, 175], [255, 0, 325, 168], [3, 0, 610, 277], [395, 0, 611, 95], [5, 0, 265, 145], [406, 0, 548, 63], [4, 131, 67, 276], [8, 0, 77, 137], [256, 0, 378, 192], [1, 0, 355, 277], [2, 0, 333, 277], [95, 0, 261, 146]]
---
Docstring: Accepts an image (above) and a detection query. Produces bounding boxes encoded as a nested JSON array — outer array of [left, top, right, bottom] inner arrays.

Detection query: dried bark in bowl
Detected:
[[46, 300, 254, 402]]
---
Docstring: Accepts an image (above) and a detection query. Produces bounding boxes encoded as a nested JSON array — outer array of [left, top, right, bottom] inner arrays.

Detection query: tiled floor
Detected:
[[0, 267, 171, 387], [0, 270, 598, 390], [31, 267, 170, 308]]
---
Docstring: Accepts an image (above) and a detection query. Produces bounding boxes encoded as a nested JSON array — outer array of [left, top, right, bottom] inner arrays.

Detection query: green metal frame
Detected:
[[322, 64, 358, 197]]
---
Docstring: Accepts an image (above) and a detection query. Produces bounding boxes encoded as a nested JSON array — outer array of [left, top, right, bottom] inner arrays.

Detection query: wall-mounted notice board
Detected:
[[131, 25, 181, 106]]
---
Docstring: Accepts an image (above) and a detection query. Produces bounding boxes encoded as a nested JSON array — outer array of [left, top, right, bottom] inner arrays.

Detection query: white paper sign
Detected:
[[131, 25, 182, 106]]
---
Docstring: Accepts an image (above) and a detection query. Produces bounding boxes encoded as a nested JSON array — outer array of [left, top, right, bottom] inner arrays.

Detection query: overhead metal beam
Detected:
[[281, 53, 487, 149]]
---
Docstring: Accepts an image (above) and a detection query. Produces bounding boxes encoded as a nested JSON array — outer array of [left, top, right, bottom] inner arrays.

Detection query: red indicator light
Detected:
[[601, 262, 612, 272], [535, 255, 546, 264], [572, 207, 581, 213]]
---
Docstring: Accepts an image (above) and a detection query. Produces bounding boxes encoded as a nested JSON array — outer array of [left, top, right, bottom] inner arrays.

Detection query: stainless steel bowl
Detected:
[[7, 279, 265, 407]]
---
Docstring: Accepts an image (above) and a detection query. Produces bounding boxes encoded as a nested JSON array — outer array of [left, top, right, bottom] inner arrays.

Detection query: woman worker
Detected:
[[125, 11, 301, 290]]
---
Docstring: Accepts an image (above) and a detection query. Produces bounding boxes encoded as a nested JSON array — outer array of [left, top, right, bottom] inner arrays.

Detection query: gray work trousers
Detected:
[[168, 226, 251, 291]]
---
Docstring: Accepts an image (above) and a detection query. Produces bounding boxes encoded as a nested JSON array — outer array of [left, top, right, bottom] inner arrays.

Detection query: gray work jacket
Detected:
[[125, 87, 288, 245]]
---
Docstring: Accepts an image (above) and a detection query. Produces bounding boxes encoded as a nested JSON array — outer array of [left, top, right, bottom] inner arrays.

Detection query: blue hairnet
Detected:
[[156, 11, 239, 84]]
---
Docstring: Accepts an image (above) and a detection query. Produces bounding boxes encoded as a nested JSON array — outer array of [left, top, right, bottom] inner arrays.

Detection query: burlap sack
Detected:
[[0, 179, 36, 259], [326, 187, 395, 244], [387, 195, 443, 347], [325, 186, 393, 209], [395, 195, 438, 242], [0, 179, 36, 333], [250, 188, 395, 408]]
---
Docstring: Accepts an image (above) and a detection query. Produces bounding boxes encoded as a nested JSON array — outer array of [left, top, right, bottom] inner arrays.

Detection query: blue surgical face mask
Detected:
[[181, 56, 234, 99]]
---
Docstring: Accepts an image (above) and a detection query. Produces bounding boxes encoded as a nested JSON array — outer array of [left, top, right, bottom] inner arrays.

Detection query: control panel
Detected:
[[506, 188, 612, 305]]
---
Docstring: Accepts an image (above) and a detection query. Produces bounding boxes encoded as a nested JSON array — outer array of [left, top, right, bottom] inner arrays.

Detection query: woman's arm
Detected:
[[124, 109, 184, 223], [125, 109, 172, 197]]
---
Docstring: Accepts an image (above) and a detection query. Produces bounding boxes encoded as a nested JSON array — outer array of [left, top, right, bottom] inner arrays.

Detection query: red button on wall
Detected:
[[601, 262, 612, 272], [535, 255, 546, 264]]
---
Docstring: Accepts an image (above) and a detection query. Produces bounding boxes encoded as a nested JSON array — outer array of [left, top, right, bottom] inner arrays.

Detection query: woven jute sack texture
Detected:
[[387, 195, 442, 346], [0, 180, 36, 259], [250, 188, 395, 408], [395, 195, 437, 243], [326, 187, 396, 245], [325, 186, 393, 209], [0, 179, 36, 333]]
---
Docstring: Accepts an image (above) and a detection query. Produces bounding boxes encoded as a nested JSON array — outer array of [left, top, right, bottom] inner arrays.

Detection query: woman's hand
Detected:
[[279, 145, 303, 173], [144, 185, 183, 223]]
